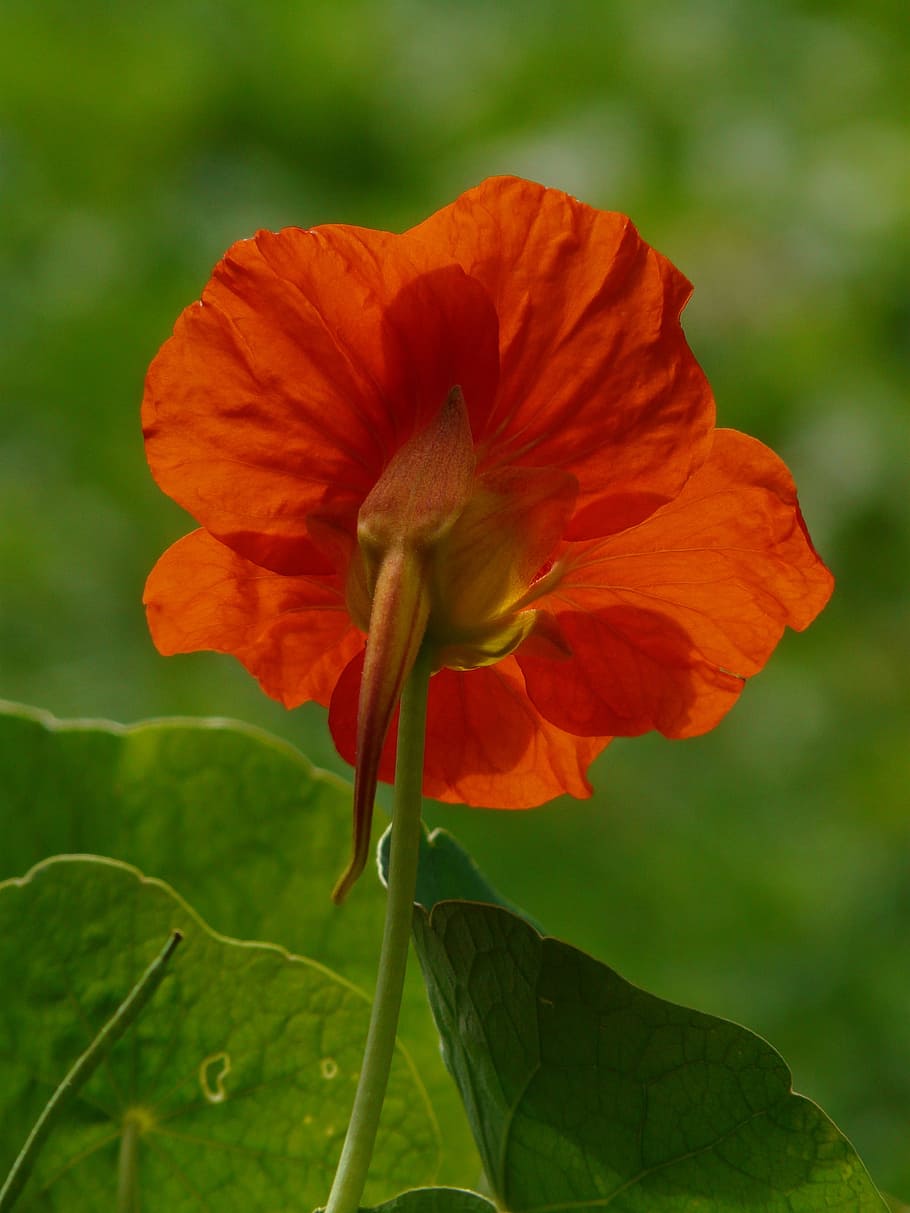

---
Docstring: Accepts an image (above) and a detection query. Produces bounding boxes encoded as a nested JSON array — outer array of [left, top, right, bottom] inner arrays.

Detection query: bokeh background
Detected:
[[2, 0, 908, 1196]]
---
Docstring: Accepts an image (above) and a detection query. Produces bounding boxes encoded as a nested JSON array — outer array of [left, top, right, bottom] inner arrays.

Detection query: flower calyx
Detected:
[[333, 387, 476, 902]]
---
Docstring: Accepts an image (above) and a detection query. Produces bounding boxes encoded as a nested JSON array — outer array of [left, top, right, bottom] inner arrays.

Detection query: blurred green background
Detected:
[[1, 0, 908, 1196]]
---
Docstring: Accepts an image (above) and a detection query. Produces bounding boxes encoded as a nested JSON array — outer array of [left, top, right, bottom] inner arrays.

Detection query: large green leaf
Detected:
[[0, 701, 380, 966], [412, 900, 887, 1212], [361, 1188, 496, 1213], [0, 701, 480, 1186], [0, 855, 437, 1210]]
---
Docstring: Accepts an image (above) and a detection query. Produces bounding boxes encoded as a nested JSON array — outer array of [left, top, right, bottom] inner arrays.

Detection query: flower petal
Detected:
[[422, 663, 608, 805], [519, 607, 746, 739], [329, 654, 607, 807], [518, 428, 834, 738], [407, 175, 715, 534], [144, 529, 362, 708], [143, 226, 500, 574]]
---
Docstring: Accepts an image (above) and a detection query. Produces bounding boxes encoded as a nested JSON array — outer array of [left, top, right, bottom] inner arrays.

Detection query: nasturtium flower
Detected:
[[143, 176, 833, 898]]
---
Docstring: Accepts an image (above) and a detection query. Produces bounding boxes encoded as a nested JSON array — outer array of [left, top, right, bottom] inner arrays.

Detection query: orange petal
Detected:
[[406, 176, 714, 535], [144, 227, 499, 574], [329, 654, 607, 808], [519, 428, 834, 738], [519, 606, 747, 739], [144, 529, 361, 708], [422, 662, 608, 805]]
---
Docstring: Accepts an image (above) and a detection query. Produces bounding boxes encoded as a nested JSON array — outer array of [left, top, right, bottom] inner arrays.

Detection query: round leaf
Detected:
[[0, 855, 438, 1210], [0, 701, 479, 1185]]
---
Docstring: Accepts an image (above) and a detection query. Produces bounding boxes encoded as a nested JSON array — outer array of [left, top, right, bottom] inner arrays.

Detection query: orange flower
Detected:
[[143, 176, 833, 895]]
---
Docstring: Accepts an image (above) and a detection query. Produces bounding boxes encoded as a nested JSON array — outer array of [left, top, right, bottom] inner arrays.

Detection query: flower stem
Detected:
[[325, 644, 432, 1213], [0, 930, 182, 1213]]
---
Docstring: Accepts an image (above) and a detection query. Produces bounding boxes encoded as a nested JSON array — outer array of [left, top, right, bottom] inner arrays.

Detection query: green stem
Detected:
[[0, 930, 182, 1213], [116, 1114, 140, 1213], [325, 645, 432, 1213]]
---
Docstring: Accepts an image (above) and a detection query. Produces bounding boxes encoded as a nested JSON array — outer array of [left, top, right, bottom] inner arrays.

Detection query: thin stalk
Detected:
[[325, 645, 432, 1213], [116, 1114, 140, 1213], [0, 930, 182, 1213]]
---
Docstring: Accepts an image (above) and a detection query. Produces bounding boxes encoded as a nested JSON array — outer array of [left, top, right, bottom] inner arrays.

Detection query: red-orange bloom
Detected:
[[143, 176, 833, 896]]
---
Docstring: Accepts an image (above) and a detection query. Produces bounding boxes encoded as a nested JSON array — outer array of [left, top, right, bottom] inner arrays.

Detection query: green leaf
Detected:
[[0, 701, 480, 1186], [0, 929, 182, 1212], [359, 1187, 496, 1213], [378, 825, 536, 924], [0, 855, 438, 1210], [413, 900, 888, 1212], [0, 701, 374, 964]]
